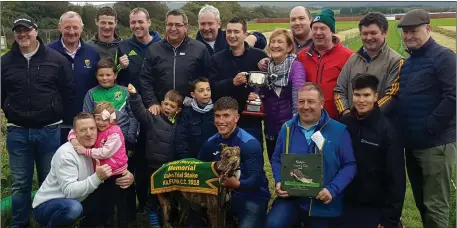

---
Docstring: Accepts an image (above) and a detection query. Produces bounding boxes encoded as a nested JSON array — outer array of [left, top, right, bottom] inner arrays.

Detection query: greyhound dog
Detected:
[[158, 144, 241, 228]]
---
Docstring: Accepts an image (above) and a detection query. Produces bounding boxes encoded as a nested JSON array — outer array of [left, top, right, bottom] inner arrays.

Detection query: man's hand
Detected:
[[70, 138, 82, 148], [275, 182, 289, 198], [221, 176, 240, 189], [248, 92, 259, 101], [258, 58, 269, 72], [148, 105, 161, 115], [74, 146, 86, 155], [316, 188, 333, 204], [342, 109, 351, 116], [119, 54, 129, 69], [95, 159, 112, 181], [116, 170, 134, 189], [377, 224, 384, 228], [127, 83, 137, 94], [233, 72, 247, 86], [244, 35, 257, 47]]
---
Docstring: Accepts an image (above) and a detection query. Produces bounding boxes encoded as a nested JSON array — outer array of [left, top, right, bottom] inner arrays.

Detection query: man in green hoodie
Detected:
[[86, 6, 122, 59]]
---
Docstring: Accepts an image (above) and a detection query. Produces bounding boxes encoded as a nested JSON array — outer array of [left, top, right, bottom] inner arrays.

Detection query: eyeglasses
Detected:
[[14, 27, 33, 34], [166, 23, 186, 28]]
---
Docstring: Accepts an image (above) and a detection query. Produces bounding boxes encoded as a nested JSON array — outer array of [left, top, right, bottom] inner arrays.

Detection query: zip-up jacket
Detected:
[[297, 36, 353, 120], [86, 32, 122, 59], [1, 36, 74, 128], [196, 29, 267, 55], [271, 110, 356, 217], [398, 38, 456, 149], [340, 105, 405, 227], [334, 41, 404, 117], [116, 31, 162, 91], [198, 127, 271, 201], [128, 93, 176, 168], [140, 37, 212, 108], [47, 38, 100, 126]]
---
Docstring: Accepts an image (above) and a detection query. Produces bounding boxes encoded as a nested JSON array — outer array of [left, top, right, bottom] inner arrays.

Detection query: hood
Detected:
[[90, 32, 122, 47]]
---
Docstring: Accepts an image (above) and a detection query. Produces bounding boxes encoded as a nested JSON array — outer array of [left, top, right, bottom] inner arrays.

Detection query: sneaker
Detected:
[[147, 211, 161, 228]]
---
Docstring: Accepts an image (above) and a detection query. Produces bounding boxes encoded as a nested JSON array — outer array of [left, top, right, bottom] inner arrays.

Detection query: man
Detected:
[[334, 12, 404, 118], [397, 9, 456, 228], [117, 7, 162, 90], [1, 15, 74, 228], [86, 6, 122, 59], [209, 17, 268, 143], [48, 11, 100, 144], [297, 9, 353, 120], [196, 4, 267, 55], [340, 74, 405, 228], [198, 97, 271, 228], [32, 113, 134, 227], [266, 83, 356, 228], [140, 9, 211, 115]]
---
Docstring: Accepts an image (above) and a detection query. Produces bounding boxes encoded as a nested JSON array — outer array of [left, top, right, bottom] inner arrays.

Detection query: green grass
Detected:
[[248, 21, 360, 33], [431, 18, 457, 27]]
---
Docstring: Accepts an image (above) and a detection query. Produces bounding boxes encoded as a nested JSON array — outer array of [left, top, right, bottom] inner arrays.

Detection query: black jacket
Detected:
[[140, 37, 212, 108], [175, 106, 217, 159], [340, 105, 405, 228], [209, 43, 268, 128], [129, 93, 176, 169], [196, 29, 267, 55], [1, 37, 74, 128]]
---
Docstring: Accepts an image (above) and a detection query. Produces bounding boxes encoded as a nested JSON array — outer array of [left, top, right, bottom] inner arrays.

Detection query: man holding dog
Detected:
[[198, 97, 271, 228]]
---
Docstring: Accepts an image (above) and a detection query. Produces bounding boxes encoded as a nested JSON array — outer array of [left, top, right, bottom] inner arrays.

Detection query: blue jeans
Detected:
[[32, 198, 83, 228], [266, 198, 341, 228], [6, 125, 61, 227], [229, 195, 268, 228]]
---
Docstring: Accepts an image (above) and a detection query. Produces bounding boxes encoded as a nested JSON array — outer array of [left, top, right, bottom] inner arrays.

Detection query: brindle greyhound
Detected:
[[158, 144, 241, 228]]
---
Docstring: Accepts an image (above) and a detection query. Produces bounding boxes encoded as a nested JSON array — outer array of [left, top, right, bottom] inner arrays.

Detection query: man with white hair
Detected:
[[48, 11, 101, 144], [195, 4, 267, 55]]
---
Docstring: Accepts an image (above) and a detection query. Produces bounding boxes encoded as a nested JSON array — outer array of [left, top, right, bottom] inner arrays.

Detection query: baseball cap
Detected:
[[12, 16, 38, 31]]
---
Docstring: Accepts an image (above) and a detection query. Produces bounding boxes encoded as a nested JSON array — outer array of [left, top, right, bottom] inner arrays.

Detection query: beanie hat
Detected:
[[311, 9, 336, 33]]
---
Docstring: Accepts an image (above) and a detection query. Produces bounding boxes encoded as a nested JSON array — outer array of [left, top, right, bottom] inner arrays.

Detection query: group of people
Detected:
[[1, 3, 455, 228]]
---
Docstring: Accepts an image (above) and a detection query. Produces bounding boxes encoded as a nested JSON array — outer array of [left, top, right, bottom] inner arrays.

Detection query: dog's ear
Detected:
[[219, 143, 228, 152], [234, 146, 241, 156]]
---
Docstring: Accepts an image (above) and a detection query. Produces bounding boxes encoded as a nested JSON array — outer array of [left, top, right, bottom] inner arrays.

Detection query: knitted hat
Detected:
[[311, 9, 336, 33]]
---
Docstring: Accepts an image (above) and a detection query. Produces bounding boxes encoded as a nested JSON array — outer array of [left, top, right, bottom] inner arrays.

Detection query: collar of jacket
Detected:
[[91, 32, 122, 47], [163, 35, 189, 49], [292, 109, 331, 132], [405, 37, 435, 56], [305, 35, 341, 57], [130, 31, 161, 46], [219, 126, 240, 142], [11, 36, 46, 56], [53, 34, 87, 54], [350, 103, 381, 123], [356, 39, 389, 63], [295, 38, 313, 50], [196, 28, 227, 50], [224, 41, 252, 58]]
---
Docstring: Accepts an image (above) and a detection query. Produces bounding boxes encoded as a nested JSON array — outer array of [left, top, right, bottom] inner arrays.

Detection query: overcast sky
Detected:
[[69, 1, 116, 5]]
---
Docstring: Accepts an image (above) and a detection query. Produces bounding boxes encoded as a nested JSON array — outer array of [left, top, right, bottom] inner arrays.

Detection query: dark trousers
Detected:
[[146, 168, 160, 212], [265, 134, 278, 162], [135, 128, 150, 210]]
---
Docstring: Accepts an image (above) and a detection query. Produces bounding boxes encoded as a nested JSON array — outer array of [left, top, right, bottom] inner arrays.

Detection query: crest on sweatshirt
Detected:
[[114, 91, 123, 101], [84, 59, 92, 68]]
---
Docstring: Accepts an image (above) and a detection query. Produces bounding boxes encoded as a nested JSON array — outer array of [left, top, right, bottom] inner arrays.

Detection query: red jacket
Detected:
[[297, 37, 353, 119]]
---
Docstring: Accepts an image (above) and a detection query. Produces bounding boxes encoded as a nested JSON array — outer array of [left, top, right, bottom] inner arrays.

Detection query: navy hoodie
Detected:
[[117, 31, 162, 92], [196, 29, 267, 55], [47, 38, 100, 126]]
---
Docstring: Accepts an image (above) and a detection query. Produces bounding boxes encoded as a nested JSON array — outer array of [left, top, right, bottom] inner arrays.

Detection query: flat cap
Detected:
[[397, 9, 430, 28]]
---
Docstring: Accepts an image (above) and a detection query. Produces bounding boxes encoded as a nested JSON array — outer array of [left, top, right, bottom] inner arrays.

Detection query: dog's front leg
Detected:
[[158, 194, 172, 228]]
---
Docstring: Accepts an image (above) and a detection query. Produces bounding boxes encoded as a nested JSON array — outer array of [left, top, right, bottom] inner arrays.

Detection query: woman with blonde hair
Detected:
[[260, 28, 306, 161]]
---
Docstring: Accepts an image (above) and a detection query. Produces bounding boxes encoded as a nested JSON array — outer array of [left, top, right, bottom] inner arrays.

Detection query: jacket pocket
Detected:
[[36, 63, 60, 83], [191, 118, 202, 136]]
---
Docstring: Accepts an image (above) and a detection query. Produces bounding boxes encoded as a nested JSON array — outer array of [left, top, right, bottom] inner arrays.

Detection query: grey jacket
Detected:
[[334, 41, 403, 116], [86, 33, 122, 59]]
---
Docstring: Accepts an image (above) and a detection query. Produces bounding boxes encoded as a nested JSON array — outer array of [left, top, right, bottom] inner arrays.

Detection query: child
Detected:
[[127, 83, 183, 227], [175, 77, 218, 159], [69, 102, 132, 227]]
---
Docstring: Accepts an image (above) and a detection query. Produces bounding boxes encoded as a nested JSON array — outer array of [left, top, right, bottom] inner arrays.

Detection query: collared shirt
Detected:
[[61, 39, 81, 59], [297, 120, 318, 145], [295, 38, 313, 53]]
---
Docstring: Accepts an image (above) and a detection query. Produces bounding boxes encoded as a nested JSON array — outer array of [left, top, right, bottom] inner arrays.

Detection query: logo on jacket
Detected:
[[128, 50, 137, 56], [84, 59, 92, 68], [213, 151, 220, 156], [361, 139, 379, 147], [114, 91, 123, 101], [313, 16, 320, 22], [101, 138, 106, 146]]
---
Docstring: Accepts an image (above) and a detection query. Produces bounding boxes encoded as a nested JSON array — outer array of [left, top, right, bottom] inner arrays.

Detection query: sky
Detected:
[[69, 1, 116, 5]]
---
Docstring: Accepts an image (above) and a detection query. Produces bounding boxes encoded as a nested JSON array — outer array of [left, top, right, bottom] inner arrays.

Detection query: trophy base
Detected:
[[241, 111, 265, 117]]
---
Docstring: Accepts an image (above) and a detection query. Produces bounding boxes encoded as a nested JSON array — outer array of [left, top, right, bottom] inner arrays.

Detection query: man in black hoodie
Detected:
[[86, 6, 122, 59], [340, 73, 405, 228]]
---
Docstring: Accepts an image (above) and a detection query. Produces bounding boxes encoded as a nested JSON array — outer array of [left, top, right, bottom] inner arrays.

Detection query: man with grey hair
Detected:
[[397, 9, 456, 228], [48, 11, 101, 144], [195, 4, 267, 55]]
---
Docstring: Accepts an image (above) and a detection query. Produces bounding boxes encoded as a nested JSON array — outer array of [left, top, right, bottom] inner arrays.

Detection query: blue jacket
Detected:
[[196, 29, 267, 55], [47, 38, 100, 126], [398, 38, 456, 149], [271, 110, 356, 217], [198, 127, 271, 201], [175, 106, 217, 159]]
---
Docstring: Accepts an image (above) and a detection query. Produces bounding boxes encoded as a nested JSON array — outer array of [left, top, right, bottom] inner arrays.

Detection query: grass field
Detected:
[[248, 21, 360, 33]]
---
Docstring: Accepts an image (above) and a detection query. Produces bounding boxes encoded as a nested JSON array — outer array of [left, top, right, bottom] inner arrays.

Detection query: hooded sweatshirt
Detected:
[[86, 32, 122, 59]]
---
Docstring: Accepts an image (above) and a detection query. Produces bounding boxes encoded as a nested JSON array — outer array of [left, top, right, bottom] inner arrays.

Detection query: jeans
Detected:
[[341, 204, 383, 228], [32, 198, 83, 228], [266, 198, 341, 228], [229, 195, 268, 228], [6, 125, 61, 227]]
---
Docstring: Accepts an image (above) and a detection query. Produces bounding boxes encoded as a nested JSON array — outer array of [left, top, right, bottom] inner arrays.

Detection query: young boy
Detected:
[[127, 83, 183, 227], [175, 77, 218, 159], [340, 73, 405, 228]]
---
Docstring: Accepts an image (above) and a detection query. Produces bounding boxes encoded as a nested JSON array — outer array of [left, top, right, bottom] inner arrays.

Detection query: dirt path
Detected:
[[439, 26, 456, 32], [431, 31, 456, 52]]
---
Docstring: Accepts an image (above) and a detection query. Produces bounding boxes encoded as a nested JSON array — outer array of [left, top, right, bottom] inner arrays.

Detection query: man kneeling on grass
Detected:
[[32, 113, 134, 227]]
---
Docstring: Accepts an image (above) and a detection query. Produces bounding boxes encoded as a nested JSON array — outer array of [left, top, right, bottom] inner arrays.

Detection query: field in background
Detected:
[[248, 21, 360, 33]]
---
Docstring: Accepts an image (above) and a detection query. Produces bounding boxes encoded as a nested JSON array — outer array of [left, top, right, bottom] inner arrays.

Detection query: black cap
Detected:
[[397, 9, 430, 28], [12, 16, 38, 31]]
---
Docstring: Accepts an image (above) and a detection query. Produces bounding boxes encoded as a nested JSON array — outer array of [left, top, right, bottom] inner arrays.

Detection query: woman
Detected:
[[260, 28, 306, 161]]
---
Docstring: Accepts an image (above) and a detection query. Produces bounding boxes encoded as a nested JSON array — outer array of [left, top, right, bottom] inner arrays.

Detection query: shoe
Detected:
[[147, 210, 161, 228]]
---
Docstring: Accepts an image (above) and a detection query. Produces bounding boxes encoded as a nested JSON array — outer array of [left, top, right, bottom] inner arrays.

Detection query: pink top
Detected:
[[68, 125, 128, 175]]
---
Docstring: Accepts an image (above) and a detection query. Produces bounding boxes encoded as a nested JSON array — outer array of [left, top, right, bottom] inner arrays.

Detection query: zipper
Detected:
[[72, 63, 74, 71], [27, 60, 31, 118], [319, 63, 325, 84], [309, 198, 313, 215], [316, 54, 322, 84], [173, 48, 177, 89]]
